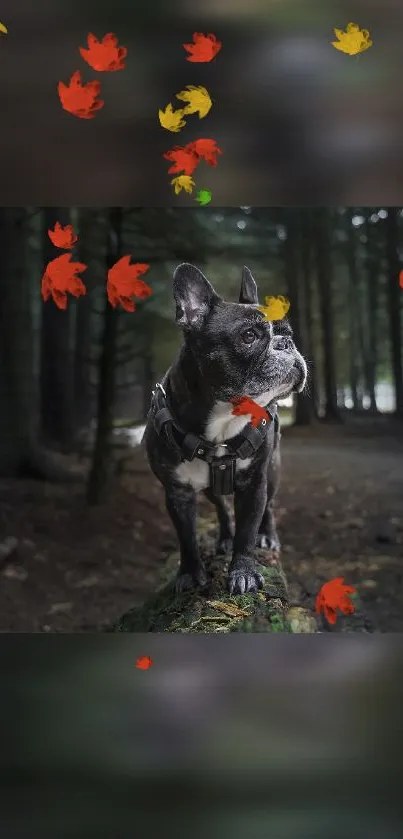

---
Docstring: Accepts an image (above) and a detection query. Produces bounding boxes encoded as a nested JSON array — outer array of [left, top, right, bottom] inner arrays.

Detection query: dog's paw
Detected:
[[256, 531, 281, 552], [216, 536, 233, 555], [228, 559, 264, 595], [175, 568, 207, 594]]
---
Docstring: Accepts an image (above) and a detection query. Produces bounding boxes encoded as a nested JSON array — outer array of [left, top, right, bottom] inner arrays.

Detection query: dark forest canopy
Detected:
[[0, 206, 402, 495]]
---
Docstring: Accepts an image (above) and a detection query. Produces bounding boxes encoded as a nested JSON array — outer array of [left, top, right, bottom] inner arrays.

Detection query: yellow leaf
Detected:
[[158, 102, 187, 133], [0, 21, 7, 34], [205, 599, 252, 618], [258, 295, 290, 321], [175, 85, 212, 119], [331, 22, 372, 56], [171, 175, 195, 195]]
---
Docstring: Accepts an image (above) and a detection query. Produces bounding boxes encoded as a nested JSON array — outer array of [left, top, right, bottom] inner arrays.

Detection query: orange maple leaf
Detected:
[[163, 144, 201, 176], [57, 70, 104, 119], [48, 222, 78, 250], [186, 138, 222, 167], [41, 253, 87, 310], [79, 32, 127, 72], [231, 397, 270, 428], [315, 577, 356, 625], [135, 656, 153, 670], [183, 32, 222, 62], [107, 257, 152, 312]]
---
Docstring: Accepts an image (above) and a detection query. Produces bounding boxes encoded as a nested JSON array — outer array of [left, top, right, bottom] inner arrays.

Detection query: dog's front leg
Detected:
[[229, 477, 267, 595], [165, 483, 207, 593]]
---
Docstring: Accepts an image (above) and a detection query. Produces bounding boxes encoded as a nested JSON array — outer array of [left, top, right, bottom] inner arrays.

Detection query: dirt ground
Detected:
[[0, 417, 402, 632]]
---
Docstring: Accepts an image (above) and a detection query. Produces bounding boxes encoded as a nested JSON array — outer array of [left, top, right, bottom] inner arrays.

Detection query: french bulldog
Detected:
[[143, 263, 307, 595]]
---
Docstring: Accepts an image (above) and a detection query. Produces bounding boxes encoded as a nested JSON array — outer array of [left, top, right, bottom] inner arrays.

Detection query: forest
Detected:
[[0, 206, 402, 632]]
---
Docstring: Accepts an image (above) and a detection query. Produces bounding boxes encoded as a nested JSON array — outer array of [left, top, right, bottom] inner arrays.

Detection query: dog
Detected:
[[143, 263, 307, 595]]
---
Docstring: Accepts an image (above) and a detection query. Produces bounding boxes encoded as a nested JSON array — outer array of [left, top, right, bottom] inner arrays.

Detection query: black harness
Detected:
[[149, 382, 278, 495]]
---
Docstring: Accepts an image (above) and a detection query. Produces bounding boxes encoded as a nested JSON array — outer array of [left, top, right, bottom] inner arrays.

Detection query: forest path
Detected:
[[0, 418, 402, 632]]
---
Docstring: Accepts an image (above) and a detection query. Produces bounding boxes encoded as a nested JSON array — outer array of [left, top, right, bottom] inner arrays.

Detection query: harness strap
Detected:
[[150, 382, 278, 493]]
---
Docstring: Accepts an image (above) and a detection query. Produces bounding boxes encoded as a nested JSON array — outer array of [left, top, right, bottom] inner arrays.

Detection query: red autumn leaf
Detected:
[[135, 656, 153, 670], [79, 32, 127, 72], [107, 257, 152, 312], [48, 222, 78, 250], [315, 577, 356, 625], [186, 138, 222, 167], [163, 145, 201, 176], [57, 70, 104, 119], [41, 253, 87, 310], [182, 32, 222, 63], [231, 396, 270, 428], [399, 270, 403, 289]]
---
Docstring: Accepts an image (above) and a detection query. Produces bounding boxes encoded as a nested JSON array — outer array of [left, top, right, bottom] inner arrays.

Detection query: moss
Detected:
[[114, 517, 317, 634]]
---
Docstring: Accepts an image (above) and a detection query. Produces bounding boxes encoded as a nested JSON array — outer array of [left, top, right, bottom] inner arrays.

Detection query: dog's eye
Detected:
[[274, 336, 293, 351], [242, 329, 257, 344]]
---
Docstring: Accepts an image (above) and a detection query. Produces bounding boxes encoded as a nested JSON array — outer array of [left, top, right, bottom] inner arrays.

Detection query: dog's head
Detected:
[[173, 263, 307, 402]]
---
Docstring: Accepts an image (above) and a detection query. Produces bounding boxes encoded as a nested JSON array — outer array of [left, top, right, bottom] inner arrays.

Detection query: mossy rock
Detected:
[[114, 517, 319, 634]]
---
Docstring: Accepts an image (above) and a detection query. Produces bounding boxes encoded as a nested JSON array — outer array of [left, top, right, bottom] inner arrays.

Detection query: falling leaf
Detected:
[[0, 22, 7, 34], [399, 270, 403, 289], [163, 144, 201, 175], [171, 174, 195, 195], [176, 85, 212, 119], [205, 600, 251, 618], [48, 222, 78, 250], [331, 22, 372, 56], [183, 32, 222, 62], [186, 138, 222, 167], [231, 396, 270, 428], [107, 257, 151, 312], [315, 577, 356, 625], [136, 656, 153, 670], [41, 253, 87, 309], [196, 189, 212, 205], [258, 295, 290, 321], [79, 32, 127, 71], [57, 70, 104, 119], [158, 103, 187, 133]]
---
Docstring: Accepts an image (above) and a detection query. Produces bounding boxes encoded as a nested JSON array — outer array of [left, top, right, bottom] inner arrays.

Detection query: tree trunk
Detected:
[[364, 217, 378, 412], [86, 209, 122, 504], [385, 209, 403, 416], [283, 210, 313, 425], [0, 210, 38, 474], [345, 209, 363, 410], [300, 209, 319, 417], [40, 208, 76, 450], [312, 209, 341, 422]]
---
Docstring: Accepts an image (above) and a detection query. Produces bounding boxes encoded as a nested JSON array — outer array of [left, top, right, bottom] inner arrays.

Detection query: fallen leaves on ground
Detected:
[[205, 600, 251, 618]]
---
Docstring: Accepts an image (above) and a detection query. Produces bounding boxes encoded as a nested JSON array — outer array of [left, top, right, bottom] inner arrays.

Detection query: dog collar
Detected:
[[149, 382, 278, 495]]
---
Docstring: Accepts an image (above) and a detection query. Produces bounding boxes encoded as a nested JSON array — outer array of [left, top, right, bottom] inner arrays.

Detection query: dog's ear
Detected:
[[239, 266, 259, 305], [173, 263, 220, 329]]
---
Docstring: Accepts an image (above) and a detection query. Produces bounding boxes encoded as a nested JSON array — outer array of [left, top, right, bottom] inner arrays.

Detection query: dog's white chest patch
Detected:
[[174, 392, 272, 492]]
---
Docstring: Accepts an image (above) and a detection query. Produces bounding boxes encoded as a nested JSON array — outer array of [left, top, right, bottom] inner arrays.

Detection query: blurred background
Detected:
[[1, 634, 403, 839], [1, 0, 403, 203], [0, 205, 402, 632]]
